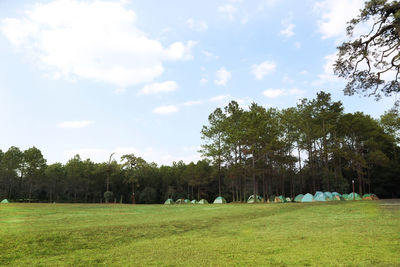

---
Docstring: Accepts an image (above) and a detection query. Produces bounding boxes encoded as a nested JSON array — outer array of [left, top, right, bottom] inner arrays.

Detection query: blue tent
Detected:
[[294, 194, 304, 202], [301, 193, 314, 202], [324, 192, 333, 200], [314, 192, 327, 201]]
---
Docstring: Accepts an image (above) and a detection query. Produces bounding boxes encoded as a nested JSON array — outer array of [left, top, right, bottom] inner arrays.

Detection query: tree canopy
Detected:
[[334, 0, 400, 99]]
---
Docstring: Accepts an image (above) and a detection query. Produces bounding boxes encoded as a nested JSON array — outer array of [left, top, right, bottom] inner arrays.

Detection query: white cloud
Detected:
[[200, 78, 208, 84], [263, 88, 304, 98], [214, 67, 231, 86], [183, 100, 203, 106], [140, 81, 178, 95], [57, 120, 93, 129], [153, 105, 179, 115], [299, 70, 309, 75], [263, 89, 284, 98], [218, 4, 237, 20], [209, 95, 230, 102], [280, 23, 295, 38], [312, 53, 341, 86], [251, 61, 276, 80], [186, 18, 208, 32], [314, 0, 364, 40], [0, 0, 195, 89], [202, 50, 219, 59]]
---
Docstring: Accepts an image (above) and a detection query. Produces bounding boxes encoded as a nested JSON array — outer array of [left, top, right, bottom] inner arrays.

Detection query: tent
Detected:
[[213, 196, 227, 204], [314, 191, 323, 198], [164, 198, 175, 205], [1, 199, 9, 204], [362, 193, 379, 200], [346, 193, 362, 200], [285, 197, 292, 202], [332, 192, 341, 197], [191, 200, 198, 204], [247, 195, 263, 203], [175, 198, 186, 204], [198, 199, 209, 204], [324, 192, 333, 200], [274, 195, 285, 203], [314, 192, 327, 201], [294, 194, 304, 202], [342, 194, 349, 199], [184, 199, 190, 203], [301, 193, 314, 202]]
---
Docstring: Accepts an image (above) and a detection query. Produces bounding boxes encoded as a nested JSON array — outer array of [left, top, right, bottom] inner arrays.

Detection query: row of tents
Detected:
[[164, 196, 227, 205], [164, 192, 379, 205]]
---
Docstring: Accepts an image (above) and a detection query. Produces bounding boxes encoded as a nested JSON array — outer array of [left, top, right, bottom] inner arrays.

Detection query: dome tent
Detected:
[[247, 195, 263, 203], [184, 199, 190, 203], [362, 193, 379, 200], [346, 193, 362, 200], [164, 198, 175, 205], [314, 192, 327, 201], [301, 193, 314, 202], [175, 199, 186, 204], [294, 194, 304, 202], [191, 200, 198, 204], [274, 195, 285, 203], [324, 192, 333, 200], [314, 191, 323, 197], [213, 196, 227, 204], [198, 199, 209, 204], [1, 199, 9, 204]]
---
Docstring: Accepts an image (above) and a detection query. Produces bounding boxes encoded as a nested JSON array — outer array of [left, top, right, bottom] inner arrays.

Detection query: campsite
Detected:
[[1, 0, 400, 266]]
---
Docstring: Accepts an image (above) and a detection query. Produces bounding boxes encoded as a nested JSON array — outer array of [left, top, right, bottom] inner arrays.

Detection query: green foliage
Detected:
[[335, 0, 400, 99]]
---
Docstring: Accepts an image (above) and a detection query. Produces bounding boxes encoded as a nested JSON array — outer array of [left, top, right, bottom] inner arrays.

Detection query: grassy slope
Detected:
[[0, 201, 399, 266]]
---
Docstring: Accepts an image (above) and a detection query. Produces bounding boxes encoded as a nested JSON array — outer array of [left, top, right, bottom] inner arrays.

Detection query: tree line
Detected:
[[0, 92, 399, 203]]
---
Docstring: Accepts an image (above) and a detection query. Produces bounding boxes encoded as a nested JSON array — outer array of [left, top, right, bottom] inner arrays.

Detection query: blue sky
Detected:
[[0, 0, 395, 165]]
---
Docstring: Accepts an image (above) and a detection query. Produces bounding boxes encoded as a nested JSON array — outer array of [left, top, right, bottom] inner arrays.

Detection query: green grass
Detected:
[[0, 201, 399, 266]]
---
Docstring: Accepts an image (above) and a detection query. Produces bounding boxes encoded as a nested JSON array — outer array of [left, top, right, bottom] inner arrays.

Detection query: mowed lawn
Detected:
[[0, 201, 399, 266]]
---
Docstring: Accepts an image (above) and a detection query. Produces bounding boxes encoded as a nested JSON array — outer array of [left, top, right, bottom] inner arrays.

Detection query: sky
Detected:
[[0, 0, 396, 166]]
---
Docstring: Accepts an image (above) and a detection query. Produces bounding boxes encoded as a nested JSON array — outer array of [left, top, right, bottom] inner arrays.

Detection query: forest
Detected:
[[0, 92, 399, 203]]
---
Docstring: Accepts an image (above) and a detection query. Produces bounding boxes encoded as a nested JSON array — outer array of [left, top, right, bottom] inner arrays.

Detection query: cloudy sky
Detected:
[[0, 0, 395, 165]]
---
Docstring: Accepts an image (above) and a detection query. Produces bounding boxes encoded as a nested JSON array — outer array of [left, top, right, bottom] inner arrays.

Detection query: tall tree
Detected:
[[200, 108, 227, 197], [121, 154, 147, 204]]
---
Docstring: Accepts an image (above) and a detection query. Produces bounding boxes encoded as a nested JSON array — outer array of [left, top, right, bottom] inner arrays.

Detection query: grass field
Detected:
[[0, 201, 399, 266]]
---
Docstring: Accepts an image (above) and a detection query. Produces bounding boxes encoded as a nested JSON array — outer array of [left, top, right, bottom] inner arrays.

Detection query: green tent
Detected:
[[213, 196, 227, 204], [191, 200, 198, 204], [342, 194, 349, 199], [175, 198, 185, 204], [301, 193, 314, 202], [314, 192, 327, 201], [332, 192, 341, 197], [1, 199, 9, 204], [294, 194, 304, 202], [164, 198, 175, 204], [184, 199, 190, 203], [247, 195, 263, 203], [198, 199, 208, 204], [346, 193, 362, 200], [363, 193, 379, 200], [274, 195, 285, 203]]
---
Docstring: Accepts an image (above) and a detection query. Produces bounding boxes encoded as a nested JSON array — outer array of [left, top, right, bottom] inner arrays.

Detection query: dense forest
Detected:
[[1, 92, 399, 203]]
